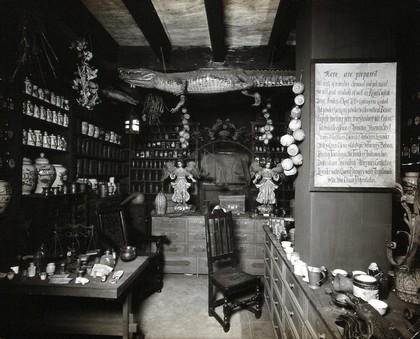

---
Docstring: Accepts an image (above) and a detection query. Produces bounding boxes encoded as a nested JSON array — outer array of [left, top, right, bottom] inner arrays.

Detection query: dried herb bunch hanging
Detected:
[[142, 93, 167, 125], [70, 40, 100, 110]]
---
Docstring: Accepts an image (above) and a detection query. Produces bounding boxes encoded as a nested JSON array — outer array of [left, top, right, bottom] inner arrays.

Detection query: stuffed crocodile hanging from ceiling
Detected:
[[118, 67, 296, 113]]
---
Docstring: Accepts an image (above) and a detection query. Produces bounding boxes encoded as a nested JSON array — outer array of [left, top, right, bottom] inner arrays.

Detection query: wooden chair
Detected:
[[96, 195, 169, 298], [204, 209, 262, 332]]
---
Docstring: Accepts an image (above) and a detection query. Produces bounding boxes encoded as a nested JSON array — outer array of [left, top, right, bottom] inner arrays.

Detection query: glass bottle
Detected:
[[100, 250, 115, 268], [34, 244, 46, 275]]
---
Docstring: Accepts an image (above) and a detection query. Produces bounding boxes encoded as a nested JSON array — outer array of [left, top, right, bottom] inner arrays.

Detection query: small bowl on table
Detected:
[[120, 246, 137, 262], [368, 299, 388, 315], [332, 268, 348, 277]]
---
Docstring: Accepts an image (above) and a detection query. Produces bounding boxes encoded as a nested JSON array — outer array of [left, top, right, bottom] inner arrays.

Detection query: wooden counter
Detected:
[[152, 212, 269, 275], [263, 225, 420, 339]]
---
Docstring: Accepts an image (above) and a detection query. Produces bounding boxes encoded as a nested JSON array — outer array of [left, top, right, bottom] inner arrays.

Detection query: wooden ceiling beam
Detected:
[[204, 0, 226, 62], [122, 0, 172, 64], [268, 0, 302, 62], [47, 0, 119, 62]]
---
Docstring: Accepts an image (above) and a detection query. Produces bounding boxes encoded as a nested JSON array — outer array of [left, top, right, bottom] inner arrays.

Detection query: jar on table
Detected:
[[46, 262, 55, 275]]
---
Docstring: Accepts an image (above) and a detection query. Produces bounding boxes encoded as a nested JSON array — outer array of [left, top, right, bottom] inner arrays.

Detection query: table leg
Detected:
[[123, 290, 133, 339]]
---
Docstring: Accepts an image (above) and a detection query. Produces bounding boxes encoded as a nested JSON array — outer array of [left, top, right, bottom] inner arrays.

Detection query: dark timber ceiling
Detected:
[[57, 0, 302, 71], [1, 0, 302, 99]]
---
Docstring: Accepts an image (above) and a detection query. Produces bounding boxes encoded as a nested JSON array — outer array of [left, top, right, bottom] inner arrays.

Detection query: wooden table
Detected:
[[0, 255, 154, 339]]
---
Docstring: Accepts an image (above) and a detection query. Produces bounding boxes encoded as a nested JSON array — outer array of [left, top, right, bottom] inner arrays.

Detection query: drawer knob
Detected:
[[289, 311, 294, 317], [274, 301, 279, 305], [265, 275, 269, 280], [289, 283, 294, 289], [266, 241, 269, 244], [265, 258, 269, 261], [265, 295, 270, 300], [274, 256, 278, 261], [318, 334, 326, 339], [274, 278, 279, 283], [274, 325, 279, 330]]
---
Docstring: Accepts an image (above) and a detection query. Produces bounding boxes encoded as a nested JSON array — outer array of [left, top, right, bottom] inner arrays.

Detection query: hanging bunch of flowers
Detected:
[[257, 101, 275, 145], [179, 106, 191, 149], [70, 40, 100, 110], [279, 79, 306, 176]]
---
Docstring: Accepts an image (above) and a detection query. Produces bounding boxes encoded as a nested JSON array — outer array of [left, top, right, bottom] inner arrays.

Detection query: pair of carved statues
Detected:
[[161, 158, 284, 213]]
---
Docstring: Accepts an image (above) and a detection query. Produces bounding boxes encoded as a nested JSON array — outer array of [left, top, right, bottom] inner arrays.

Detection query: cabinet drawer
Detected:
[[162, 243, 187, 256], [265, 233, 272, 253], [273, 306, 284, 339], [272, 283, 283, 321], [197, 257, 208, 275], [256, 232, 265, 244], [256, 243, 265, 258], [153, 228, 186, 243], [242, 258, 264, 275], [234, 219, 255, 232], [264, 260, 272, 292], [306, 302, 335, 339], [153, 217, 187, 229], [264, 288, 273, 316], [163, 257, 197, 274], [237, 244, 256, 257], [272, 251, 283, 275], [234, 232, 255, 243], [187, 217, 205, 231], [285, 268, 305, 312], [284, 288, 305, 337], [284, 311, 300, 339], [188, 244, 206, 257], [272, 265, 283, 298], [187, 232, 206, 242]]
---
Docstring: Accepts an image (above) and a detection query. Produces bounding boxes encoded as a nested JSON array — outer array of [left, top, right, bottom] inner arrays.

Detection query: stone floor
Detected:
[[2, 273, 275, 339], [138, 273, 276, 339]]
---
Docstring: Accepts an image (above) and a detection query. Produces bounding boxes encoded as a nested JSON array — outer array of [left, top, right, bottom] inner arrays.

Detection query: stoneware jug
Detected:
[[155, 191, 167, 215], [34, 153, 56, 194], [22, 157, 38, 195], [0, 180, 12, 213], [51, 164, 68, 188]]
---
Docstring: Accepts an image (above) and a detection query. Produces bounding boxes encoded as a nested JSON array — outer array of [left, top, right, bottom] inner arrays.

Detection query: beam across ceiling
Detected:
[[204, 0, 226, 62], [268, 0, 302, 63], [50, 0, 120, 62], [122, 0, 172, 64]]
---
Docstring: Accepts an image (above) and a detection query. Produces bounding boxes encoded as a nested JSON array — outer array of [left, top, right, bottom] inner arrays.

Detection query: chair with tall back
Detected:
[[204, 208, 262, 332], [96, 193, 169, 299]]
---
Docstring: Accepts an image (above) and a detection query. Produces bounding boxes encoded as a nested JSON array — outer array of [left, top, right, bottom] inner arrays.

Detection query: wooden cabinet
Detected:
[[264, 225, 340, 339], [21, 78, 73, 183], [74, 133, 127, 178], [128, 123, 199, 196], [264, 226, 420, 339], [73, 108, 128, 181], [152, 214, 267, 275]]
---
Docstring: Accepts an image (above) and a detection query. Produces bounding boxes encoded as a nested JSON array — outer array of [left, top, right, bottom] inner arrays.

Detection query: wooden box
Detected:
[[219, 195, 245, 214]]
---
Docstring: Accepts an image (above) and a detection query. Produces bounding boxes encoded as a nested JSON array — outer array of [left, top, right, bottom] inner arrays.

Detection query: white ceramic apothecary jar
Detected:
[[34, 153, 56, 194], [22, 157, 38, 195], [51, 164, 68, 188], [0, 180, 12, 213]]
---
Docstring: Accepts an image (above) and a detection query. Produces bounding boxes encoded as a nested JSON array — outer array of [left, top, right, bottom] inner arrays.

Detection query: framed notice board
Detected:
[[310, 60, 399, 191]]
